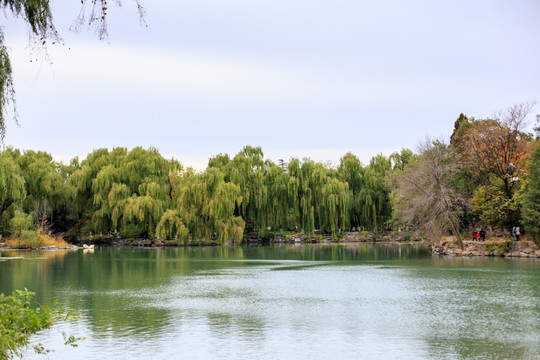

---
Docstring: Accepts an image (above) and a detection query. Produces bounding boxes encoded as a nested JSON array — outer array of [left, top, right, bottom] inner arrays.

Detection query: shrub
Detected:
[[0, 289, 81, 359], [6, 230, 69, 249], [485, 239, 513, 254]]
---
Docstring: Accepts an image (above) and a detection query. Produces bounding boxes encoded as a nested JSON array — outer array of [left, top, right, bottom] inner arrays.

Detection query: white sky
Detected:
[[3, 0, 540, 171]]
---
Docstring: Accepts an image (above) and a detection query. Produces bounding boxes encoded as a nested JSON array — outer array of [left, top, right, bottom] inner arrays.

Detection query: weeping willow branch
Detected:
[[0, 0, 145, 142]]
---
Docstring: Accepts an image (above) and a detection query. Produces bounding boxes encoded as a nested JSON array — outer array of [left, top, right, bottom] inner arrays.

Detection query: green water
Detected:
[[1, 244, 539, 359]]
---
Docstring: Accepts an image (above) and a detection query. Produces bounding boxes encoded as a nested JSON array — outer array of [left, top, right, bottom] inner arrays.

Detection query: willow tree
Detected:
[[173, 167, 244, 244], [6, 149, 72, 232], [263, 163, 291, 232], [111, 149, 178, 237], [70, 148, 116, 233], [0, 0, 57, 140], [338, 153, 364, 228], [111, 194, 164, 238], [320, 178, 349, 236], [69, 147, 180, 238], [155, 209, 189, 244], [207, 153, 231, 178], [303, 160, 327, 231], [229, 146, 267, 234], [207, 182, 244, 243], [391, 140, 467, 248], [285, 157, 350, 236], [362, 155, 393, 230], [287, 158, 314, 234], [0, 1, 145, 142], [0, 149, 26, 234]]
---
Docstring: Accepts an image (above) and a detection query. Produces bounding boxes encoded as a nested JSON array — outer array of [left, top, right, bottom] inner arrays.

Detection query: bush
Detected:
[[6, 230, 39, 248], [119, 224, 143, 238], [6, 229, 69, 249], [485, 239, 513, 254], [0, 289, 81, 359]]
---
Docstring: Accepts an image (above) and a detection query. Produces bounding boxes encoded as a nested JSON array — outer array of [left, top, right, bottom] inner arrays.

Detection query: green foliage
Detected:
[[522, 140, 540, 244], [155, 209, 188, 244], [0, 145, 414, 244], [0, 121, 533, 248], [0, 289, 81, 359], [450, 104, 535, 228], [71, 147, 181, 238], [485, 239, 513, 254], [338, 151, 399, 231], [471, 185, 512, 224], [9, 210, 33, 235]]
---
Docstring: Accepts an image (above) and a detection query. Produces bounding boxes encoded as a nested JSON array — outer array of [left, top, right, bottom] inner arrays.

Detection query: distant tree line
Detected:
[[0, 103, 538, 245], [0, 144, 409, 244]]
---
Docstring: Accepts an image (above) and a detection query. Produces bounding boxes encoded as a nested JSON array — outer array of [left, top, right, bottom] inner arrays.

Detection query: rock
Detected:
[[522, 247, 533, 254]]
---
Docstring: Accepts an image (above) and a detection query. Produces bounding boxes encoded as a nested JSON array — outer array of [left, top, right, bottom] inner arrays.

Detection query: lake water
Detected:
[[1, 244, 539, 359]]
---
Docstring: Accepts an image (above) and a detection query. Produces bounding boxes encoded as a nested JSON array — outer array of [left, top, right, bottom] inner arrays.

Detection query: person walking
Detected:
[[516, 226, 521, 241]]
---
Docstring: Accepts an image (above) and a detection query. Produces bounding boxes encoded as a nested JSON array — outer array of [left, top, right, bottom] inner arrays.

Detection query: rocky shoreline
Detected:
[[1, 232, 539, 258], [431, 236, 540, 258]]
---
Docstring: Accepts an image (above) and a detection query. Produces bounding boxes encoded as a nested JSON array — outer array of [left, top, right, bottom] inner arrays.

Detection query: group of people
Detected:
[[472, 229, 486, 241], [472, 226, 522, 241]]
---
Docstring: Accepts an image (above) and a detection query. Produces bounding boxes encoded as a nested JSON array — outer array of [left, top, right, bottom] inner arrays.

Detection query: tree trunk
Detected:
[[448, 217, 465, 250]]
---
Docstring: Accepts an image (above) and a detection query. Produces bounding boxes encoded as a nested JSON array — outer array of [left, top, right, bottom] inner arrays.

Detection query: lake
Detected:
[[1, 243, 539, 359]]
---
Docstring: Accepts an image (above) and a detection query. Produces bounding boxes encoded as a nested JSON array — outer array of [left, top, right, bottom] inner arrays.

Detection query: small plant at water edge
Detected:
[[0, 289, 82, 359], [485, 239, 513, 254]]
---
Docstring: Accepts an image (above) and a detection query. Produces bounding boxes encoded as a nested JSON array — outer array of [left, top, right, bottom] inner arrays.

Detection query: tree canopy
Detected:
[[0, 105, 537, 245], [0, 145, 406, 244], [391, 139, 467, 248]]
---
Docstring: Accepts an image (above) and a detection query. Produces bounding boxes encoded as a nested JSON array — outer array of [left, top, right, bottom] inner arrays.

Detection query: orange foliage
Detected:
[[465, 119, 531, 181]]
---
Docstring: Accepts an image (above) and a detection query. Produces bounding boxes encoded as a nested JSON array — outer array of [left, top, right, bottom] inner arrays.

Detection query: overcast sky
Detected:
[[3, 0, 539, 170]]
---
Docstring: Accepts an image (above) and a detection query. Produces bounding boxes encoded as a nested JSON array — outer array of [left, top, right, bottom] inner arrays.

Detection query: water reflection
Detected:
[[1, 244, 539, 360]]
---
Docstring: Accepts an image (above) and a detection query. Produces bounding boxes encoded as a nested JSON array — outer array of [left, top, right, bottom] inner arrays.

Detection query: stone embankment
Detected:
[[432, 236, 540, 258], [252, 231, 425, 244]]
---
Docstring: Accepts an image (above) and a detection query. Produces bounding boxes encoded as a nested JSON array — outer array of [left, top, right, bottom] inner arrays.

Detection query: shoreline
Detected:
[[1, 231, 539, 258], [432, 236, 540, 258]]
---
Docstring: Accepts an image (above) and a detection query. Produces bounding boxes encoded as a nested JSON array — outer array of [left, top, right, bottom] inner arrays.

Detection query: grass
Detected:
[[6, 229, 69, 249]]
